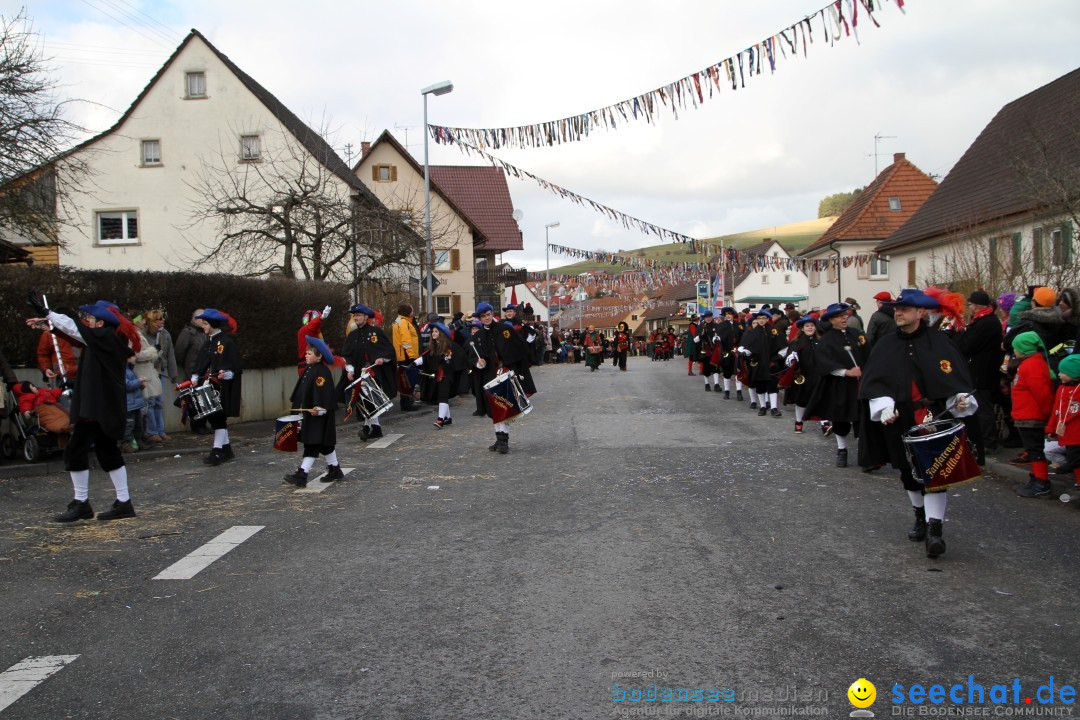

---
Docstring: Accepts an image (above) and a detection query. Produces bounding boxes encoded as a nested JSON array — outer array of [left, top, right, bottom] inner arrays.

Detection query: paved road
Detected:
[[1, 357, 1079, 719]]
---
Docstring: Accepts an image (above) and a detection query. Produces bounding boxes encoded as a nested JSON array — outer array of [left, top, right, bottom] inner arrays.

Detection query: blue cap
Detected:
[[196, 308, 229, 324], [94, 300, 120, 311], [821, 302, 851, 320], [701, 311, 714, 318], [78, 304, 120, 326], [476, 302, 494, 315], [720, 306, 736, 316], [304, 336, 334, 364], [885, 289, 940, 309], [349, 304, 375, 318], [753, 308, 773, 320], [795, 314, 817, 327], [468, 321, 483, 329], [430, 322, 451, 339], [503, 303, 519, 311]]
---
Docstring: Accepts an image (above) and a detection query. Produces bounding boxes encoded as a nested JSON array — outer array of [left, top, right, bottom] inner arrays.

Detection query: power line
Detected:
[[77, 0, 173, 49], [43, 40, 166, 55], [110, 0, 182, 43], [96, 0, 179, 46], [49, 56, 160, 68]]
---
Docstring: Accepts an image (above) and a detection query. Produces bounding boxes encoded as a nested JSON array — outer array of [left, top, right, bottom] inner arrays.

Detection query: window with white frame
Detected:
[[141, 139, 161, 165], [809, 267, 820, 287], [827, 261, 838, 283], [435, 295, 451, 315], [185, 72, 206, 98], [888, 197, 902, 211], [870, 256, 889, 279], [97, 210, 139, 246], [240, 134, 261, 162], [761, 275, 769, 284], [434, 249, 451, 271], [784, 274, 792, 284]]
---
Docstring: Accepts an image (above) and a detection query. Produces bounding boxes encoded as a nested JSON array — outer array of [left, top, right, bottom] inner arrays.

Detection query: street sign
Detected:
[[425, 273, 441, 293]]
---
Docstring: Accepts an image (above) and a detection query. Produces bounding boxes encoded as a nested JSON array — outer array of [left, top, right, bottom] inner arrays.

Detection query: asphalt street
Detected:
[[1, 357, 1079, 719]]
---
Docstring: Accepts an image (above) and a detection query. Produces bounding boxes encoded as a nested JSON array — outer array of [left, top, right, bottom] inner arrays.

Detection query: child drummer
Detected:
[[284, 337, 344, 487]]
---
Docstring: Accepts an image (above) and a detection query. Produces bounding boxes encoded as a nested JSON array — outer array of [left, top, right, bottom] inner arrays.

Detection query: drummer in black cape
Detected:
[[26, 297, 140, 522], [738, 309, 785, 416], [475, 302, 537, 454], [857, 289, 978, 559], [412, 320, 467, 429], [696, 311, 719, 391], [804, 302, 868, 468], [341, 303, 396, 440], [193, 309, 242, 467], [284, 337, 344, 487], [782, 315, 822, 434], [717, 307, 744, 401]]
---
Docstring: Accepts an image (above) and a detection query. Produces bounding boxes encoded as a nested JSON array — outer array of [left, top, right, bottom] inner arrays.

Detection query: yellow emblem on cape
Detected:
[[369, 333, 377, 344], [216, 342, 224, 354], [771, 328, 778, 336], [858, 335, 867, 345], [940, 359, 952, 374], [502, 329, 510, 339], [315, 376, 326, 387]]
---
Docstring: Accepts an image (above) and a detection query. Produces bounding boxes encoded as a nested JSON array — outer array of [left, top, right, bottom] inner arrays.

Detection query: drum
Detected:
[[346, 373, 393, 421], [189, 383, 223, 420], [483, 370, 533, 424], [273, 415, 301, 452], [902, 419, 982, 490]]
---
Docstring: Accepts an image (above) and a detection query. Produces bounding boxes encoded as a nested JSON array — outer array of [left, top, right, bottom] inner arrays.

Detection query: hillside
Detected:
[[548, 216, 837, 274]]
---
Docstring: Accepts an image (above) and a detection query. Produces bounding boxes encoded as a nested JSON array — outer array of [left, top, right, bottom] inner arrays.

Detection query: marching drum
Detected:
[[175, 381, 223, 420], [483, 370, 533, 424], [273, 415, 302, 453], [346, 373, 394, 421], [902, 419, 982, 490]]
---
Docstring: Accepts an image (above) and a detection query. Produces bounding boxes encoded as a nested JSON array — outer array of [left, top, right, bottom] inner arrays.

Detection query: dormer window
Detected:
[[240, 134, 261, 162], [888, 197, 902, 211], [185, 71, 206, 98]]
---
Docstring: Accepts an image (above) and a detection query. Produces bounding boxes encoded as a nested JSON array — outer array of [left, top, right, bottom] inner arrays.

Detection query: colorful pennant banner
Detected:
[[429, 0, 905, 150]]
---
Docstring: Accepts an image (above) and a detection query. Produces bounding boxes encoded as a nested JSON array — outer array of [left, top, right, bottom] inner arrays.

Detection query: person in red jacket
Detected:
[[1045, 353, 1080, 496], [296, 306, 331, 375], [1011, 332, 1056, 497]]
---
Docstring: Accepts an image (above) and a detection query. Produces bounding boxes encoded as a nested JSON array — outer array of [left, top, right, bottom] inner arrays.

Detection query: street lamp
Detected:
[[545, 221, 559, 321], [422, 79, 453, 314]]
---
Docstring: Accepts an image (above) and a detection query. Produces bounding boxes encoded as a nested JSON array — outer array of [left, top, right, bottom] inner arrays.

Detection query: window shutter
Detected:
[[989, 237, 998, 278], [907, 259, 916, 286], [372, 165, 379, 181], [452, 295, 461, 314], [450, 249, 460, 271], [1063, 221, 1074, 266], [390, 165, 398, 181], [1033, 227, 1044, 271], [857, 261, 869, 280]]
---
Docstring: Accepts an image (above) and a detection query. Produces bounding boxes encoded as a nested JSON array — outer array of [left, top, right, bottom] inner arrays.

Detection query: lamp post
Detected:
[[545, 221, 559, 321], [421, 79, 453, 314]]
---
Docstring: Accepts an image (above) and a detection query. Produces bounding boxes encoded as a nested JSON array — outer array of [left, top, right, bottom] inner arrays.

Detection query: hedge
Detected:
[[0, 266, 354, 370]]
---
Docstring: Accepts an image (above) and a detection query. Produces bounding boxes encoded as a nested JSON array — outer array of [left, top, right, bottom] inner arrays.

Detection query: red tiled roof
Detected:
[[658, 281, 699, 302], [429, 166, 523, 252], [802, 153, 938, 255], [878, 67, 1080, 252]]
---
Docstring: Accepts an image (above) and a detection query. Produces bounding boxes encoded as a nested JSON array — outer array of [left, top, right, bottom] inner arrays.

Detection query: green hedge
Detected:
[[0, 267, 352, 370]]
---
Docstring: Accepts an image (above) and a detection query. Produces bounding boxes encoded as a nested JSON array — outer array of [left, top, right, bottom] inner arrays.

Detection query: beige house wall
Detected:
[[356, 142, 476, 313], [804, 241, 895, 312]]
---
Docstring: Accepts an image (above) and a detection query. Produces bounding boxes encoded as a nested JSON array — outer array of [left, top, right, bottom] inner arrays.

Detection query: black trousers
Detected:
[[1017, 426, 1046, 462], [302, 443, 334, 458], [614, 351, 627, 370], [64, 421, 124, 473], [206, 410, 228, 430]]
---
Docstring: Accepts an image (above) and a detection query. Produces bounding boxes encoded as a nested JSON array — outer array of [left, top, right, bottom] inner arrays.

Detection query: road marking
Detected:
[[366, 433, 403, 449], [153, 526, 264, 580], [0, 655, 79, 712], [295, 467, 355, 494]]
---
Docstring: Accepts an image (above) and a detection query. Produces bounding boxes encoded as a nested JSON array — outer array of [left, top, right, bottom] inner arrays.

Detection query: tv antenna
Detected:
[[870, 133, 897, 177]]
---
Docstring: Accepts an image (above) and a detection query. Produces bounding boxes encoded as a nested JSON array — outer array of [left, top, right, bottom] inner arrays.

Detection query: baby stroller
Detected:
[[3, 383, 67, 463]]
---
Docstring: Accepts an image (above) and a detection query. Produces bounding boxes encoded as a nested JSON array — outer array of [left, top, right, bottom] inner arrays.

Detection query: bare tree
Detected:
[[182, 122, 424, 297], [0, 10, 90, 247]]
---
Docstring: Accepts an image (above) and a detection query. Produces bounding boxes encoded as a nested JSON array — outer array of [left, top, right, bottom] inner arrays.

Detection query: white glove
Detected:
[[190, 374, 198, 384], [526, 334, 536, 343], [785, 352, 798, 367], [881, 405, 899, 424], [313, 406, 327, 416], [694, 336, 700, 342], [321, 305, 331, 319], [413, 357, 424, 366], [345, 364, 355, 374], [220, 370, 234, 381], [738, 346, 751, 356]]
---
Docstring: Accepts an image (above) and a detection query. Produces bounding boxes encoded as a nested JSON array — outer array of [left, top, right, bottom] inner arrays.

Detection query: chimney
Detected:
[[361, 141, 371, 158], [893, 152, 905, 163]]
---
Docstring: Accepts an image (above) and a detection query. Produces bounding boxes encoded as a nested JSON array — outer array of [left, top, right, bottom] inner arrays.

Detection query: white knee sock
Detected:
[[438, 402, 450, 419], [769, 392, 779, 409], [300, 456, 316, 472], [735, 379, 743, 391], [108, 466, 130, 502], [213, 429, 228, 448], [723, 378, 731, 392], [495, 422, 509, 433], [704, 375, 711, 386], [924, 492, 947, 521], [370, 416, 380, 427], [325, 451, 338, 467], [749, 389, 759, 404], [795, 406, 805, 421], [907, 490, 925, 508], [71, 469, 90, 501], [836, 434, 848, 450], [712, 373, 720, 386]]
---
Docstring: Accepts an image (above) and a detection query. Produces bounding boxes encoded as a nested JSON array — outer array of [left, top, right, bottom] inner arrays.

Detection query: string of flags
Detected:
[[428, 0, 905, 151]]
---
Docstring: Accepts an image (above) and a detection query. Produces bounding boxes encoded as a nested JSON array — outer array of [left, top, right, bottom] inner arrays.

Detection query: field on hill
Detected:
[[548, 217, 836, 274]]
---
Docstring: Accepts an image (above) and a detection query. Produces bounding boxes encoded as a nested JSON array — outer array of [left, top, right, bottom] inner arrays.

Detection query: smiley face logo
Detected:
[[848, 678, 876, 709]]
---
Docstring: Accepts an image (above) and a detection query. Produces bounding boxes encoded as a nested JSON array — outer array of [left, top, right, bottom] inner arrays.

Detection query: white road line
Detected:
[[295, 467, 355, 494], [0, 655, 79, 712], [153, 526, 264, 580], [366, 433, 403, 449]]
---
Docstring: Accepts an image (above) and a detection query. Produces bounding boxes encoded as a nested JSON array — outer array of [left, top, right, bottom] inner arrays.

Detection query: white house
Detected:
[[729, 240, 809, 309]]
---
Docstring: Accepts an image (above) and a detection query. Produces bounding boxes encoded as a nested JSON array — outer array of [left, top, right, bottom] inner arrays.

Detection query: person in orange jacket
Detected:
[[391, 304, 420, 411], [37, 329, 78, 384]]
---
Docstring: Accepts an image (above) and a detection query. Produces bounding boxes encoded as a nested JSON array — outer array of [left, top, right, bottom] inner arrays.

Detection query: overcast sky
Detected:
[[10, 1, 1080, 271]]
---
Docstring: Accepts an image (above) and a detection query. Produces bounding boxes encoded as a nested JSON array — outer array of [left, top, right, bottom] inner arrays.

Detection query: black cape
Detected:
[[196, 331, 243, 417], [290, 362, 337, 447], [60, 313, 131, 441], [340, 324, 397, 401], [783, 332, 821, 408], [805, 326, 867, 423], [740, 324, 785, 385], [492, 321, 537, 394]]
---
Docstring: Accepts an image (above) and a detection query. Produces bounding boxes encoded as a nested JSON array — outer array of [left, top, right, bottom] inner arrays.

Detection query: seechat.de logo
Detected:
[[849, 678, 877, 718]]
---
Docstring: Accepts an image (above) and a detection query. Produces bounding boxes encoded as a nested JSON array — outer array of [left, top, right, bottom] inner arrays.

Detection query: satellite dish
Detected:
[[512, 209, 524, 222]]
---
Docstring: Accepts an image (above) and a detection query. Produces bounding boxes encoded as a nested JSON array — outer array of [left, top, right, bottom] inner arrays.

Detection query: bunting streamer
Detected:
[[429, 0, 906, 150]]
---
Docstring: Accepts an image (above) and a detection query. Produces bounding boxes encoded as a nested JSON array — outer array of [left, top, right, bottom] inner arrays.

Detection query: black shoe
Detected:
[[724, 391, 731, 399], [925, 519, 946, 558], [221, 444, 235, 462], [359, 425, 371, 440], [489, 435, 500, 451], [736, 390, 743, 401], [750, 401, 758, 409], [368, 426, 383, 439], [861, 464, 884, 474], [794, 421, 804, 433], [757, 406, 767, 416], [400, 402, 419, 412], [97, 499, 136, 522], [908, 506, 927, 542], [1017, 478, 1052, 498], [55, 499, 94, 523], [836, 449, 848, 468], [822, 422, 834, 437], [705, 384, 711, 392], [283, 468, 308, 487], [442, 418, 452, 426], [323, 465, 345, 482], [1009, 451, 1033, 465], [688, 371, 694, 376], [496, 431, 509, 454], [193, 426, 212, 436], [472, 409, 486, 417], [203, 448, 224, 466], [771, 408, 782, 418]]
